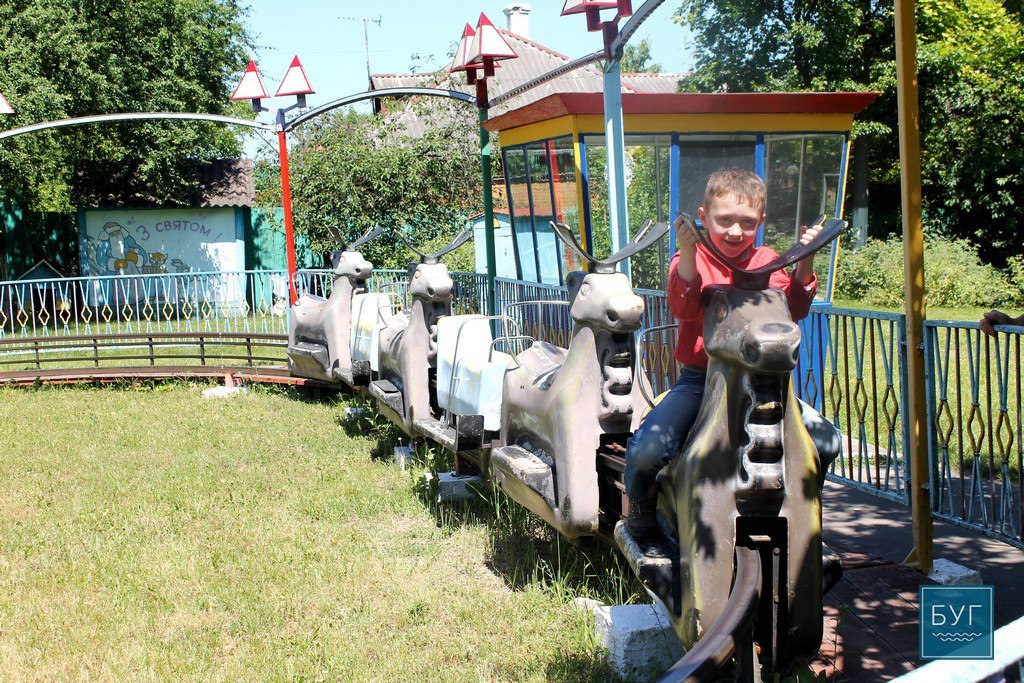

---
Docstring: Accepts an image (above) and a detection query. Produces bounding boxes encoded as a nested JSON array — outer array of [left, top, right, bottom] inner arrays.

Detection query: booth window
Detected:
[[502, 136, 581, 286], [764, 134, 846, 254], [502, 146, 535, 282], [583, 134, 673, 290], [676, 136, 757, 216]]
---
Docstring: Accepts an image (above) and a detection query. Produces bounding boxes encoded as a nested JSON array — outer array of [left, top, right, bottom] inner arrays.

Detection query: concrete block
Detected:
[[573, 597, 604, 613], [393, 445, 414, 470], [593, 603, 684, 682], [928, 558, 982, 585], [202, 386, 247, 399], [343, 407, 367, 419], [435, 472, 483, 503]]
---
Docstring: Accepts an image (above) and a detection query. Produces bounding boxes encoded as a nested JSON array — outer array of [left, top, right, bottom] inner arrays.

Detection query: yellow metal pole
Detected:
[[894, 0, 933, 573]]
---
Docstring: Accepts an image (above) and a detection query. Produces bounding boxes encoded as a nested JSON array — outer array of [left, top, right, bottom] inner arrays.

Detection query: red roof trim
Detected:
[[483, 92, 880, 132]]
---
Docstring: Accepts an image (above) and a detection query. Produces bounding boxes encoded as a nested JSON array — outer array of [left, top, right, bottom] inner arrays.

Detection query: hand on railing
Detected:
[[980, 309, 1024, 337]]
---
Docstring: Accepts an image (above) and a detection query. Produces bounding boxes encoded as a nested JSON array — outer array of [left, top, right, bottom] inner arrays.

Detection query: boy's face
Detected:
[[697, 193, 765, 262]]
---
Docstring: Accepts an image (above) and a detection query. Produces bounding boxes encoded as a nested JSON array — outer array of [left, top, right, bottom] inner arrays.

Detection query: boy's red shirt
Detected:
[[666, 244, 818, 369]]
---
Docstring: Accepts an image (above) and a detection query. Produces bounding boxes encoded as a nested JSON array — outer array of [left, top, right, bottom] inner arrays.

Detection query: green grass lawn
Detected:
[[0, 383, 637, 681]]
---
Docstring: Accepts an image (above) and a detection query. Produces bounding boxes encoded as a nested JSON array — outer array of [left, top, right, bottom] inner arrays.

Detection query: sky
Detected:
[[238, 0, 694, 119]]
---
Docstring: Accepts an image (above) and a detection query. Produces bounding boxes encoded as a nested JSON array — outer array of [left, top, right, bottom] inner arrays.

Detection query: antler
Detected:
[[394, 229, 429, 261], [395, 227, 473, 265], [600, 219, 670, 273], [428, 228, 473, 263], [349, 226, 384, 250], [323, 224, 347, 250], [551, 220, 670, 274], [550, 222, 598, 270]]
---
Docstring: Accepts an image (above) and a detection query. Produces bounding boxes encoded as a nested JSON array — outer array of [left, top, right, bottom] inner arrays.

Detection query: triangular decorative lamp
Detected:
[[467, 13, 517, 78], [230, 61, 269, 113], [451, 13, 518, 106], [275, 56, 315, 108], [450, 23, 479, 85], [0, 91, 13, 115], [451, 24, 477, 73]]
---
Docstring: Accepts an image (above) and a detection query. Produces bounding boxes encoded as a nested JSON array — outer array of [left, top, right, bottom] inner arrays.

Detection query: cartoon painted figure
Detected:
[[95, 221, 149, 275]]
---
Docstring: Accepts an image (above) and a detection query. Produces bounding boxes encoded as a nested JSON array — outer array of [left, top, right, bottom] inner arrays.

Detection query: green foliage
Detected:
[[834, 234, 1022, 308], [912, 0, 1024, 262], [675, 0, 1024, 265], [620, 38, 663, 74], [675, 0, 891, 93], [0, 0, 254, 212], [282, 97, 485, 270]]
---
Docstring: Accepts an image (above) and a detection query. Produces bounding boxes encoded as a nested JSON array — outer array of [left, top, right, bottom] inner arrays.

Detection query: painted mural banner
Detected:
[[81, 208, 241, 277], [80, 208, 244, 307]]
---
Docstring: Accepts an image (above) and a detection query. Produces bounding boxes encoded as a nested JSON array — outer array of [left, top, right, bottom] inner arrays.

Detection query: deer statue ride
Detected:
[[615, 214, 848, 678], [369, 228, 474, 441], [490, 219, 670, 541], [287, 227, 383, 386]]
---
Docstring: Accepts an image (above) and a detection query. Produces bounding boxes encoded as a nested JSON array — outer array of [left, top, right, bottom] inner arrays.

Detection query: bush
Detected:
[[834, 234, 1022, 308]]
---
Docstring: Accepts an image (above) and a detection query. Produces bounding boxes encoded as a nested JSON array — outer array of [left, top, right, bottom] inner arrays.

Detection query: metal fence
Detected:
[[2, 268, 1021, 548], [926, 322, 1023, 547], [1, 270, 294, 338], [802, 307, 912, 504], [0, 268, 487, 342]]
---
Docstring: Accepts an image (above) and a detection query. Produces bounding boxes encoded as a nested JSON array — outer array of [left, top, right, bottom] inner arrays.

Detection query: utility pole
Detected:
[[339, 15, 382, 87]]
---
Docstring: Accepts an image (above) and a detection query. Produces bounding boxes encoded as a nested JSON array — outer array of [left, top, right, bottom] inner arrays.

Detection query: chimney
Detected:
[[503, 3, 531, 38]]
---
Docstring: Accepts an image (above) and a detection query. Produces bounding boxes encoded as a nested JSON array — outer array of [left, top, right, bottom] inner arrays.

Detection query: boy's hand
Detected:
[[674, 214, 699, 252], [674, 214, 699, 282], [793, 222, 823, 286], [799, 222, 823, 246]]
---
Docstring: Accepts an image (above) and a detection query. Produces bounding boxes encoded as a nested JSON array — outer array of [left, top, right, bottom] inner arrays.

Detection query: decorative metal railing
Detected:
[[0, 270, 294, 338], [2, 269, 1022, 548], [804, 307, 912, 504], [494, 278, 571, 347], [926, 322, 1024, 548], [0, 269, 486, 343]]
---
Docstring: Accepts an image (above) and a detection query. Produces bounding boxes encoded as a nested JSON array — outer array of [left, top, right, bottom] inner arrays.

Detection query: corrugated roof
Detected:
[[369, 28, 685, 121], [75, 158, 255, 208]]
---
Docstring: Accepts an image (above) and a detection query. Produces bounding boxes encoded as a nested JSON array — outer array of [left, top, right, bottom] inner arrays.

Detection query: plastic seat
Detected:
[[350, 293, 393, 372], [437, 315, 512, 432]]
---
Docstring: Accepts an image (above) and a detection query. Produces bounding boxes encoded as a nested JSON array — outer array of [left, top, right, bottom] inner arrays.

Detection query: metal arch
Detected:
[[0, 112, 274, 141], [487, 51, 605, 108], [609, 0, 669, 59], [285, 87, 475, 132]]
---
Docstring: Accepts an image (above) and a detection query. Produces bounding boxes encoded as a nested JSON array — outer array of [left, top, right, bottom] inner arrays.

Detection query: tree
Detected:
[[674, 0, 1024, 264], [621, 38, 663, 73], [281, 98, 486, 271], [0, 0, 253, 212]]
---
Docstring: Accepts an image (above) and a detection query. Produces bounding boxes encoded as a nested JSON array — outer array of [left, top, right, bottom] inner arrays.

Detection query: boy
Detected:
[[623, 167, 837, 533]]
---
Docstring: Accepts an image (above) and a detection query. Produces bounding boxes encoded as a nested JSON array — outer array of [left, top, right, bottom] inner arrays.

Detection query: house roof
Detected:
[[482, 92, 882, 132], [75, 158, 255, 208], [193, 159, 255, 207], [369, 28, 685, 120]]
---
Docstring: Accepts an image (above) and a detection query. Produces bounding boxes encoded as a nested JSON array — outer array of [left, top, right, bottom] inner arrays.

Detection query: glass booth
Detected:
[[484, 92, 877, 297]]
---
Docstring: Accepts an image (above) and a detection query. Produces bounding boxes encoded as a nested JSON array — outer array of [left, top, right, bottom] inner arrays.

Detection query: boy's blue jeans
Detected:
[[624, 368, 842, 505]]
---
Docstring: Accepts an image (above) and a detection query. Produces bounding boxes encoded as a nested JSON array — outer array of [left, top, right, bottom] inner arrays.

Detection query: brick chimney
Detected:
[[503, 3, 531, 38]]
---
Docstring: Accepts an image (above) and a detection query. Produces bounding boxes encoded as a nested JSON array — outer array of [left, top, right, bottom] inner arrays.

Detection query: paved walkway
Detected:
[[809, 479, 1024, 681]]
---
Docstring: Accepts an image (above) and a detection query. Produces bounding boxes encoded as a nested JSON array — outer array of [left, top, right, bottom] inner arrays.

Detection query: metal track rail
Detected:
[[657, 546, 764, 683]]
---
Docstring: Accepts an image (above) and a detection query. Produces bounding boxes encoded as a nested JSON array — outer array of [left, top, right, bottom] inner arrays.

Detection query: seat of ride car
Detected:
[[350, 293, 394, 372], [436, 315, 513, 432]]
